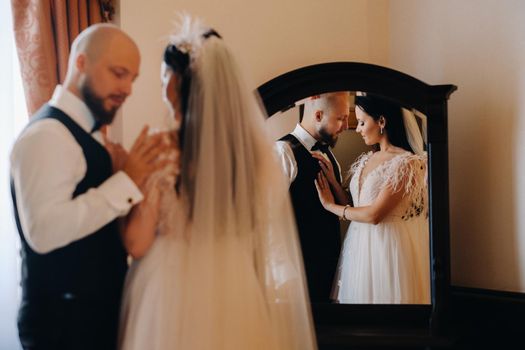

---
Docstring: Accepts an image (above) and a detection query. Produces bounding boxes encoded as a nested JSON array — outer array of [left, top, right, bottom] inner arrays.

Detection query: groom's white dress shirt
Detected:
[[275, 124, 342, 185], [10, 86, 143, 254]]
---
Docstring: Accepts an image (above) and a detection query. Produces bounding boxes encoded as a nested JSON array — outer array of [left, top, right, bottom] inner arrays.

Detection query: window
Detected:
[[1, 1, 27, 348]]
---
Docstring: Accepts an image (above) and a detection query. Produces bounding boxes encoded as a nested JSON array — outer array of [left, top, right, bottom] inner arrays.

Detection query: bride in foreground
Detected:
[[118, 17, 316, 350]]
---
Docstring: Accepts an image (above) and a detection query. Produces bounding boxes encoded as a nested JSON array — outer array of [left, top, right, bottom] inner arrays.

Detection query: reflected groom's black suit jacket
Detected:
[[280, 134, 341, 302]]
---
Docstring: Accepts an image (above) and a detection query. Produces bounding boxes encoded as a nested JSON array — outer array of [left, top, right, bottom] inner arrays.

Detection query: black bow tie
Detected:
[[311, 141, 329, 153], [91, 121, 103, 134]]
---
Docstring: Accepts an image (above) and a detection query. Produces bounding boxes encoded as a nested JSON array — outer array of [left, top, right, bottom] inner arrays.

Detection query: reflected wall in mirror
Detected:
[[267, 91, 431, 305]]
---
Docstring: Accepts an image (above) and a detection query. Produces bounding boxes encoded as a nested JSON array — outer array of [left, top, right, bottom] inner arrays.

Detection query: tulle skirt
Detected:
[[332, 216, 430, 304], [118, 230, 295, 350]]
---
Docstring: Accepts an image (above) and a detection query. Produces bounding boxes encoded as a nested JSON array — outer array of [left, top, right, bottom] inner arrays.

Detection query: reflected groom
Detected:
[[276, 92, 350, 302]]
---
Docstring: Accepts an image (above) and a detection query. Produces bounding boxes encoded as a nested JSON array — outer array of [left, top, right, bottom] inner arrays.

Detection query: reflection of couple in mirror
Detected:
[[277, 92, 430, 304]]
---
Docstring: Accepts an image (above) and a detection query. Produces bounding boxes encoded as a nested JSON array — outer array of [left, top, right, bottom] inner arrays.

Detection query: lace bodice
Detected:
[[141, 160, 185, 238], [348, 151, 428, 220]]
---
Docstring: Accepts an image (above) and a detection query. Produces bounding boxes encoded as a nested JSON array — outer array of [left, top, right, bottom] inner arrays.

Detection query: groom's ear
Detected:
[[315, 110, 323, 121], [76, 53, 87, 72]]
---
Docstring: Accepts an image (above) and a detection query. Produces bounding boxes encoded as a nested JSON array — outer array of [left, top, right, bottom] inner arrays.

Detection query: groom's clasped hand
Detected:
[[104, 125, 180, 189]]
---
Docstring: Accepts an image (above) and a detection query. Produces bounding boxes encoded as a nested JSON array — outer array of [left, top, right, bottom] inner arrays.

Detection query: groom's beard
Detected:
[[319, 127, 339, 148], [81, 78, 122, 125]]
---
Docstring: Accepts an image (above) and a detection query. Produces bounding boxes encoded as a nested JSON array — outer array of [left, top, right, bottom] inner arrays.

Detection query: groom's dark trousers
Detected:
[[11, 105, 128, 350]]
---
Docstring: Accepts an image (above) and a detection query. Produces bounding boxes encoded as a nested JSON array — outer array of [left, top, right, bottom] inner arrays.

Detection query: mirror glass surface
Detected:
[[266, 91, 431, 305]]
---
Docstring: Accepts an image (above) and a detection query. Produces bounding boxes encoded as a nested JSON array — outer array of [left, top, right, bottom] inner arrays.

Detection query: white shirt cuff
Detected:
[[97, 171, 144, 215]]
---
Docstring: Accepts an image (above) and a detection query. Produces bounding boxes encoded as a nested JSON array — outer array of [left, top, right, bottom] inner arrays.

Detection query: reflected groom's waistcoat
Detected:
[[280, 134, 341, 301]]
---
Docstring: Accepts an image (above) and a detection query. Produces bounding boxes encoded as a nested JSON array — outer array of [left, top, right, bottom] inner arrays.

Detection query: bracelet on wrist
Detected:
[[341, 204, 350, 221]]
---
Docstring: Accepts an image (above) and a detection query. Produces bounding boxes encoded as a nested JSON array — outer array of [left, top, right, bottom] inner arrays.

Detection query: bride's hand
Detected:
[[312, 152, 337, 187], [314, 171, 335, 209]]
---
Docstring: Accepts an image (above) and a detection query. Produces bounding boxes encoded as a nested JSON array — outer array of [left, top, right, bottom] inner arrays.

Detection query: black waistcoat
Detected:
[[11, 104, 128, 302], [280, 134, 341, 261]]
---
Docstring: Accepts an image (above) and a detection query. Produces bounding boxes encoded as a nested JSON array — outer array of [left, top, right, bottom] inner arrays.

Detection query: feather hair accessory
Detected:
[[168, 14, 209, 64]]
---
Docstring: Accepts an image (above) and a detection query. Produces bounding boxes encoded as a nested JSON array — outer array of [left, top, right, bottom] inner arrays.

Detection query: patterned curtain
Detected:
[[10, 0, 115, 116]]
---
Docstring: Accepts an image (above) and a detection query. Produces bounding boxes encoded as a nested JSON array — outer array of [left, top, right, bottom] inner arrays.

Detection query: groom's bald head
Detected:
[[64, 24, 140, 125], [68, 24, 138, 66]]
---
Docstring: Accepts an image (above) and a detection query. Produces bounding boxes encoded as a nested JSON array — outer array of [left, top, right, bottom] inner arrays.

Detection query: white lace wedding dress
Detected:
[[332, 151, 431, 304], [118, 165, 316, 350], [119, 21, 315, 348]]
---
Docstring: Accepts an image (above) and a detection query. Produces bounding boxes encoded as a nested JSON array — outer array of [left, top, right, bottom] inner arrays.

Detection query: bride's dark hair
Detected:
[[354, 93, 413, 153], [163, 29, 222, 117], [162, 29, 222, 196]]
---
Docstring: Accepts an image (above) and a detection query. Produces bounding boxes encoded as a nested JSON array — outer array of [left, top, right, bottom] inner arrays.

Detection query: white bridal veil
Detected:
[[147, 17, 316, 350], [402, 107, 427, 156]]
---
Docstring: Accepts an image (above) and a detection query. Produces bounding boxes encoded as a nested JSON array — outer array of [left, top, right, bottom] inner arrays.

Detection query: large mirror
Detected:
[[267, 93, 430, 306], [258, 62, 456, 347]]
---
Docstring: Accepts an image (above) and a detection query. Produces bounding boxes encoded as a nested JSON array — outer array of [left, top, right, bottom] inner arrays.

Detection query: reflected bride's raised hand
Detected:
[[312, 152, 349, 205], [314, 171, 335, 209], [312, 152, 336, 185]]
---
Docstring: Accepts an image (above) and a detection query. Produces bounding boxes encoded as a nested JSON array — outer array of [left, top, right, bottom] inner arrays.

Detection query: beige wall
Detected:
[[389, 0, 525, 292], [118, 0, 389, 146], [117, 0, 525, 293]]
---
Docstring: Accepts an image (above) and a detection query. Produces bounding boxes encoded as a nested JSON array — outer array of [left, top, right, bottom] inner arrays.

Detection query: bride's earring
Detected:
[[379, 117, 385, 135]]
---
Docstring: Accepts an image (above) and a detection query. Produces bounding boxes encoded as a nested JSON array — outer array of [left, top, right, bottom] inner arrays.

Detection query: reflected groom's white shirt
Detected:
[[10, 85, 143, 254], [275, 123, 342, 185]]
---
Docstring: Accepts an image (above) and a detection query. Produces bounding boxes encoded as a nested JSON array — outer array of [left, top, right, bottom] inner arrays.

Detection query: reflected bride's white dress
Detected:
[[333, 151, 431, 304]]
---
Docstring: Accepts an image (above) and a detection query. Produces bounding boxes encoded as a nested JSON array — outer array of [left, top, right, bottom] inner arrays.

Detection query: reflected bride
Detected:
[[315, 93, 430, 304]]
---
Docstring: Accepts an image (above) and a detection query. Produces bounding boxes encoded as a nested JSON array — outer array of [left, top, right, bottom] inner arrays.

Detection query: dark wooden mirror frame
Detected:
[[257, 62, 457, 348]]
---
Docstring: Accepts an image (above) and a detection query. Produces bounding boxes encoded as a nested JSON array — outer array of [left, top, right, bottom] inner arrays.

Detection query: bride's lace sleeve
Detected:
[[343, 151, 372, 188], [344, 151, 370, 180], [349, 151, 372, 176], [381, 153, 428, 219], [143, 159, 179, 236]]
